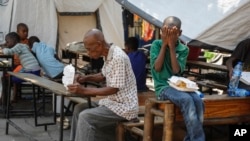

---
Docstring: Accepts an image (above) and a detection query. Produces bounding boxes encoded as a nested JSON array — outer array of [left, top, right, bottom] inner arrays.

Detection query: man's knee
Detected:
[[73, 103, 88, 115], [78, 109, 93, 121], [77, 110, 96, 128]]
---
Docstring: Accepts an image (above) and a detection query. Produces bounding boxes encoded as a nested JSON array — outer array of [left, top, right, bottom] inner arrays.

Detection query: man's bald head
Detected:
[[84, 28, 104, 42], [163, 16, 182, 29], [83, 28, 109, 59]]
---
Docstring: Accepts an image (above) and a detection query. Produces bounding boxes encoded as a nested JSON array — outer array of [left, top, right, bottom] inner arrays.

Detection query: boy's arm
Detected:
[[3, 44, 22, 55], [167, 27, 181, 74], [3, 45, 22, 66], [153, 26, 169, 72]]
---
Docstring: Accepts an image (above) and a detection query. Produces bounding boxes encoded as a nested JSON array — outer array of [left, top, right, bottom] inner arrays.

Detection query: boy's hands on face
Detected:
[[161, 25, 168, 48], [161, 25, 180, 49], [167, 26, 179, 49]]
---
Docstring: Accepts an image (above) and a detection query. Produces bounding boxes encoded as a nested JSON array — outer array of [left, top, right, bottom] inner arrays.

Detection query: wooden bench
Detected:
[[142, 94, 250, 141], [116, 116, 163, 141], [137, 90, 155, 106], [116, 94, 250, 141], [116, 90, 156, 141], [65, 90, 155, 117], [186, 60, 228, 72], [66, 89, 155, 106], [65, 90, 156, 141]]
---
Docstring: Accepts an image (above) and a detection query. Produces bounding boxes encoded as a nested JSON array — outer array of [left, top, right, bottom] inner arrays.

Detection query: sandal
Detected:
[[56, 117, 70, 130]]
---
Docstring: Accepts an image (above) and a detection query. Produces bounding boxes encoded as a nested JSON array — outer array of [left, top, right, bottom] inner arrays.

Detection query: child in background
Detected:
[[28, 36, 64, 79], [17, 23, 29, 44], [125, 37, 148, 92], [14, 23, 29, 72], [3, 32, 40, 102], [28, 36, 67, 119]]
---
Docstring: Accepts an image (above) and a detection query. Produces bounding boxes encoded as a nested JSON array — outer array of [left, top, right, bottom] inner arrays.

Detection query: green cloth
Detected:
[[150, 40, 189, 97], [204, 51, 216, 62]]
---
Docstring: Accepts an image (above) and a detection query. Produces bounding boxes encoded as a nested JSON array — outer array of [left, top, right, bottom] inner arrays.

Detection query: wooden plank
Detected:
[[186, 60, 228, 72], [196, 81, 227, 90], [138, 90, 155, 106], [153, 94, 250, 122], [204, 98, 250, 118], [143, 95, 250, 141], [8, 72, 69, 96], [67, 97, 87, 104], [121, 117, 163, 127], [7, 72, 94, 98], [7, 71, 92, 141]]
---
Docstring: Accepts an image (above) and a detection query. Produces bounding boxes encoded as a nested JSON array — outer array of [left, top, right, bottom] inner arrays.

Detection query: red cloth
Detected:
[[187, 45, 201, 61]]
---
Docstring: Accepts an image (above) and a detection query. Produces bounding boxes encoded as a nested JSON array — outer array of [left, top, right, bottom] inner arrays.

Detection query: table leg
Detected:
[[163, 104, 174, 141], [143, 99, 155, 141], [74, 54, 78, 71], [59, 95, 65, 141], [1, 69, 8, 114], [5, 73, 11, 134]]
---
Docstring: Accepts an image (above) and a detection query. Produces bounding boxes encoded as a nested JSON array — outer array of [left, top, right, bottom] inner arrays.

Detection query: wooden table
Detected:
[[63, 49, 89, 70], [186, 60, 228, 80], [143, 94, 250, 141], [6, 72, 91, 141], [63, 49, 104, 73], [185, 60, 229, 93], [186, 60, 228, 72]]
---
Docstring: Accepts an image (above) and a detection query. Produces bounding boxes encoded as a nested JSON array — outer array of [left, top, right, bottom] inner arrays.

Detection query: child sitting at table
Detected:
[[28, 36, 64, 79], [17, 23, 29, 45], [13, 23, 30, 72], [3, 32, 40, 102]]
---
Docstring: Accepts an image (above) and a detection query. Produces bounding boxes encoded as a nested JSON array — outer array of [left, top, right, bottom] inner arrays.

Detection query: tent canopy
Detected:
[[0, 0, 124, 50], [54, 0, 103, 12], [116, 0, 250, 51]]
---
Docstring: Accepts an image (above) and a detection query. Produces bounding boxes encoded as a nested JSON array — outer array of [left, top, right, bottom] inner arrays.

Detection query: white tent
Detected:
[[0, 0, 124, 53], [0, 0, 125, 112], [115, 0, 250, 51]]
